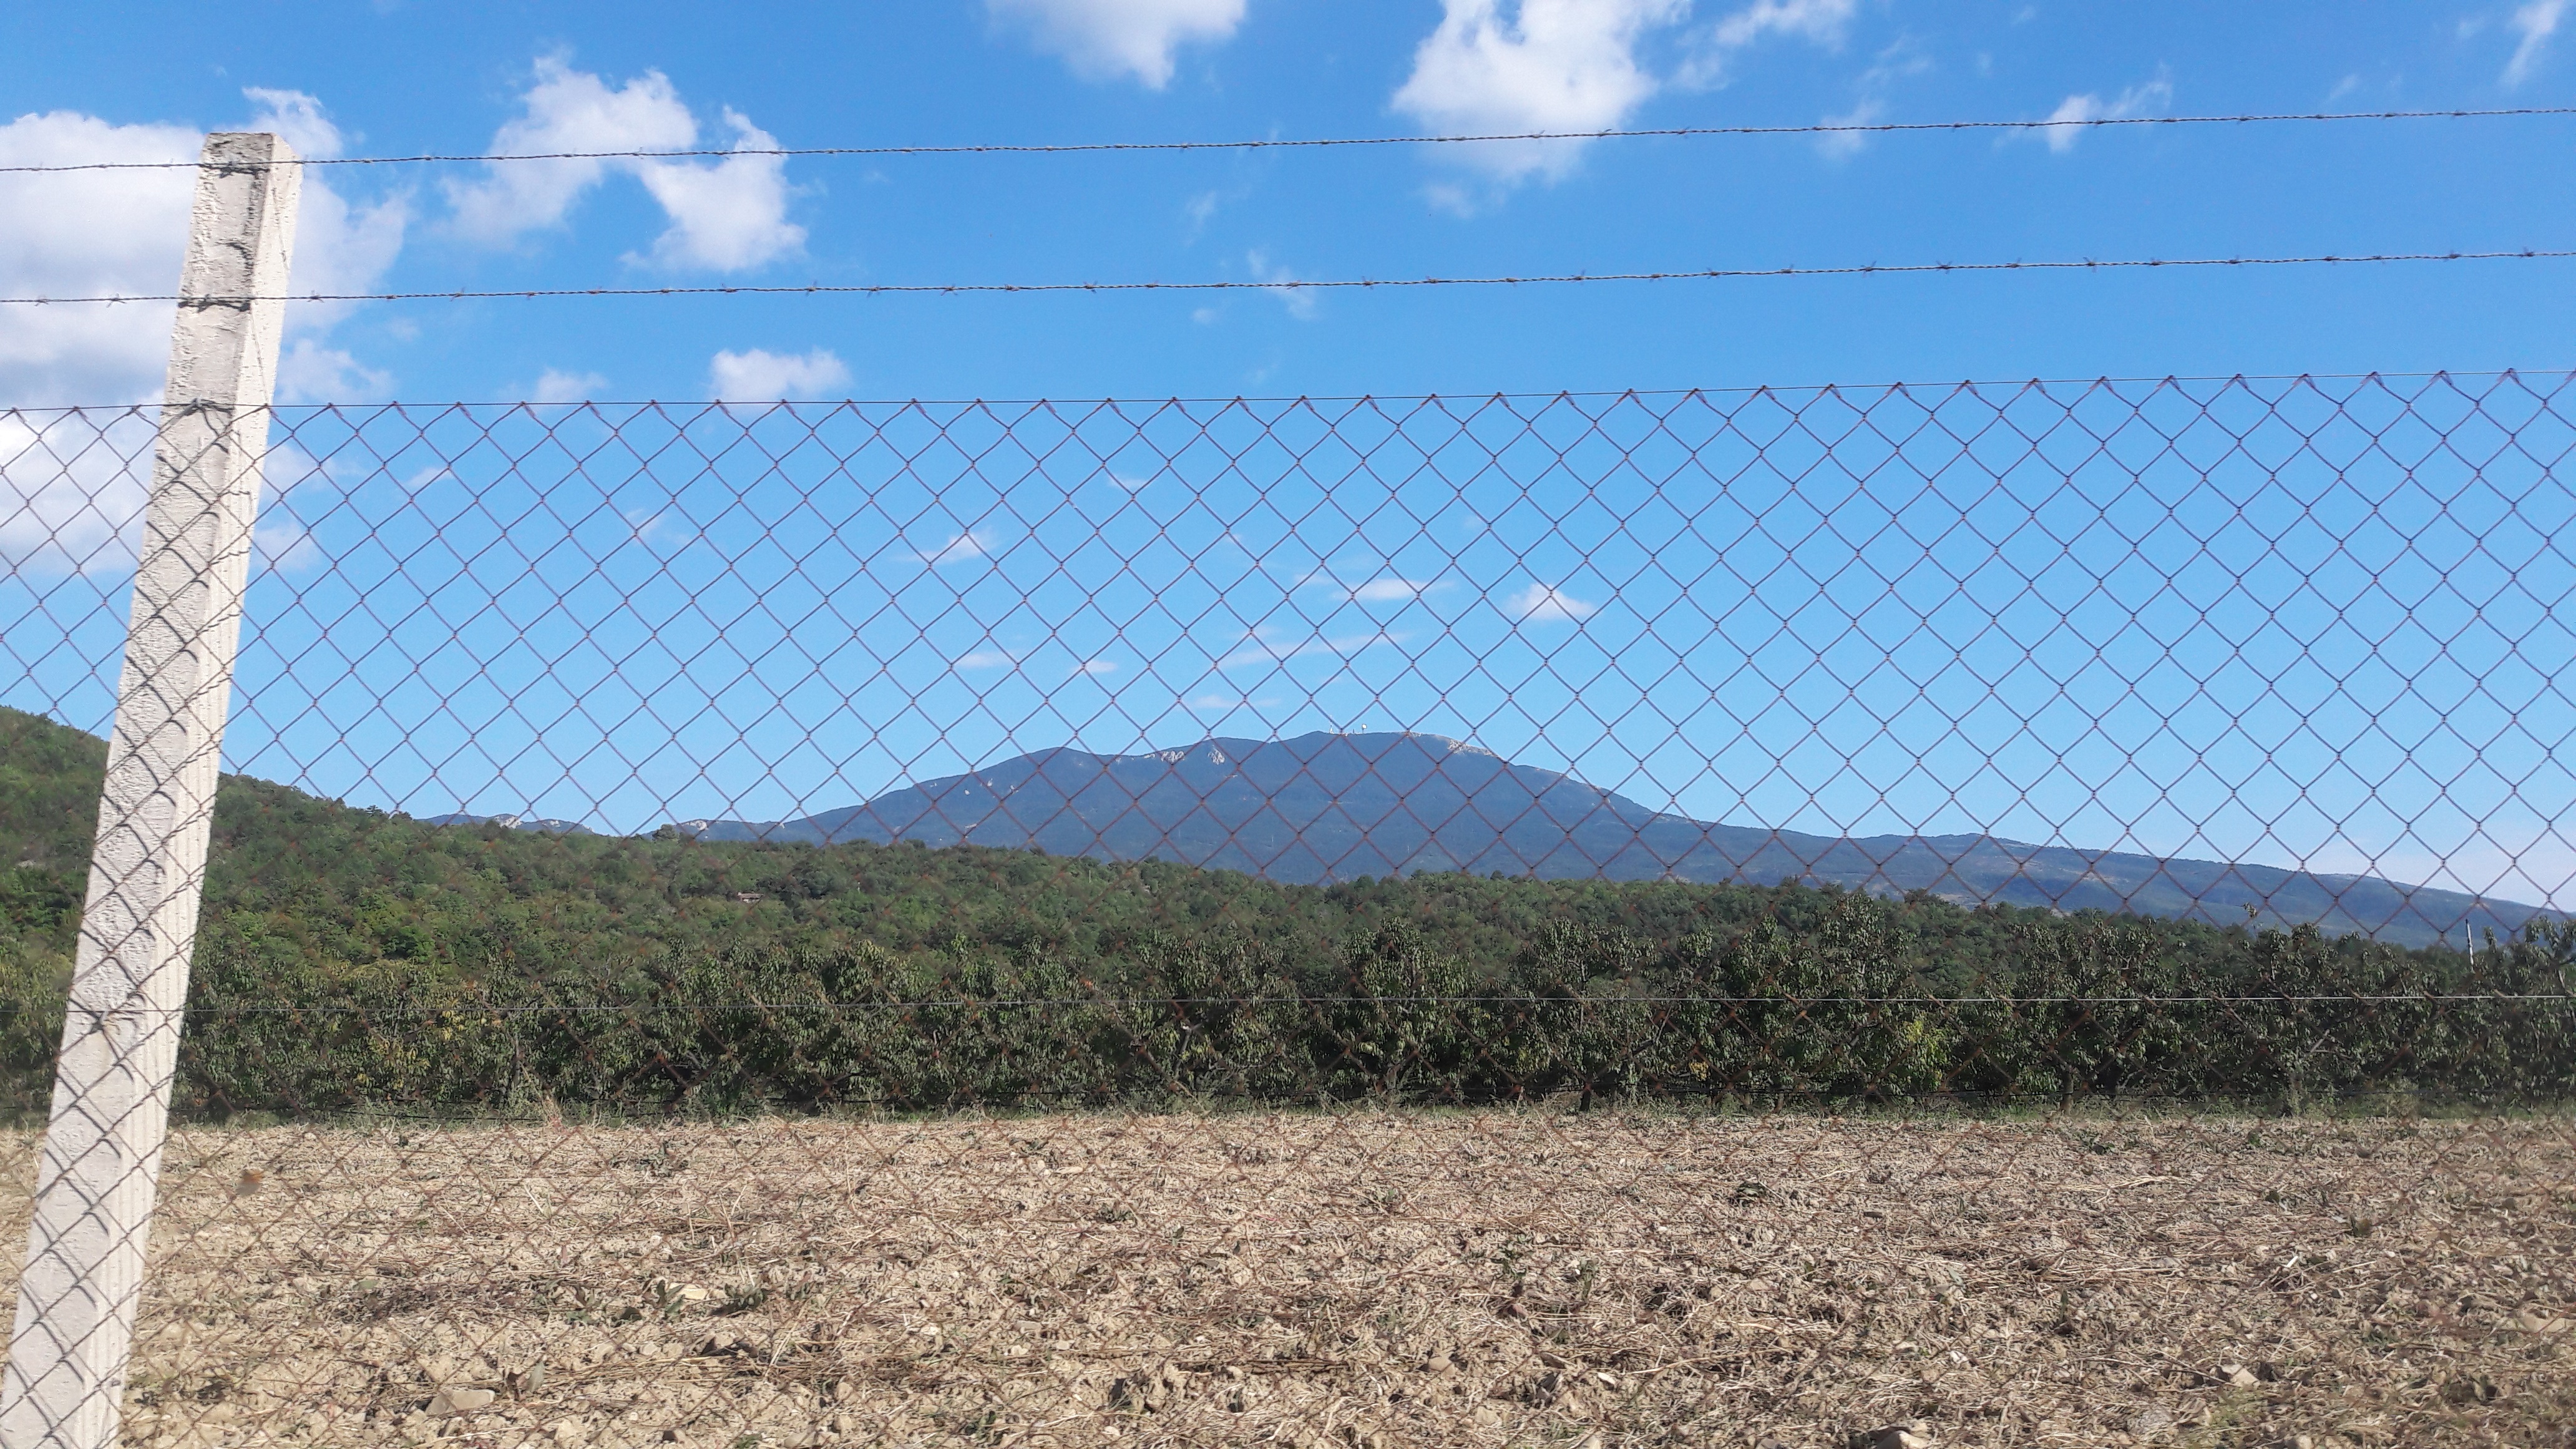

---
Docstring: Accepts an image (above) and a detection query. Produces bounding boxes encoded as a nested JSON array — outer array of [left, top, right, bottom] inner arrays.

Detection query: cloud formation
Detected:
[[2028, 76, 2173, 154], [708, 347, 851, 400], [242, 88, 348, 163], [534, 369, 608, 404], [0, 111, 201, 405], [278, 339, 394, 404], [1393, 0, 1687, 183], [1679, 0, 1856, 87], [246, 90, 411, 346], [1808, 37, 1929, 159], [1507, 582, 1598, 621], [1348, 577, 1438, 603], [1246, 248, 1318, 318], [1219, 624, 1406, 669], [2507, 0, 2572, 84], [914, 529, 996, 567], [988, 0, 1249, 87], [1303, 570, 1445, 603], [632, 112, 806, 270], [0, 95, 406, 407], [444, 60, 694, 244], [444, 58, 801, 271], [0, 409, 154, 572]]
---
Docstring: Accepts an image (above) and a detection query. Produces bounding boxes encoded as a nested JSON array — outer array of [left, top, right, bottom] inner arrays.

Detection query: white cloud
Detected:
[[243, 88, 348, 160], [445, 58, 799, 271], [285, 175, 411, 329], [957, 648, 1018, 669], [444, 58, 695, 245], [0, 95, 402, 409], [534, 368, 608, 403], [1422, 181, 1479, 217], [915, 529, 995, 567], [1392, 0, 1689, 183], [1814, 97, 1881, 160], [278, 339, 393, 402], [245, 91, 411, 337], [1350, 577, 1438, 603], [0, 406, 330, 577], [1702, 0, 1854, 49], [708, 346, 850, 399], [1809, 40, 1928, 159], [2027, 75, 2173, 154], [1219, 624, 1407, 668], [632, 110, 805, 270], [0, 409, 153, 573], [253, 517, 321, 572], [2507, 0, 2572, 84], [1075, 658, 1120, 676], [988, 0, 1249, 88], [1304, 570, 1445, 603], [620, 507, 693, 549], [1246, 248, 1317, 318], [1680, 0, 1857, 87], [0, 111, 198, 404], [1507, 582, 1598, 621]]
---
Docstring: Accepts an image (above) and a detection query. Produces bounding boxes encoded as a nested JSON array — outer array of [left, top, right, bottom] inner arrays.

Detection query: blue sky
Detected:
[[2, 2, 2572, 912], [6, 1, 2576, 400]]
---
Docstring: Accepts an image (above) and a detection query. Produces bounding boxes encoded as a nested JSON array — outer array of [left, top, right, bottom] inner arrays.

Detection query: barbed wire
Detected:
[[4, 247, 2566, 307], [6, 105, 2575, 174]]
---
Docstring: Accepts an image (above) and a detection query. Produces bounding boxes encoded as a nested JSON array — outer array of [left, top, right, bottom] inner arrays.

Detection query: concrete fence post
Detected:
[[0, 132, 300, 1449]]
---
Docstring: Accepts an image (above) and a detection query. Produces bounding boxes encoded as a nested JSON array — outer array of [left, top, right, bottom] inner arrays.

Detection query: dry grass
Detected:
[[0, 1110, 2569, 1448]]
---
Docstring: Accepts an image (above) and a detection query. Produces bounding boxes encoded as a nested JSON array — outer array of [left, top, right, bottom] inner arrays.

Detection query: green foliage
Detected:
[[1, 705, 2568, 1116]]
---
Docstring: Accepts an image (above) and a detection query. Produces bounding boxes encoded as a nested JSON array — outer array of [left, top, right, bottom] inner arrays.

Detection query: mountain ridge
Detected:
[[671, 730, 2554, 949]]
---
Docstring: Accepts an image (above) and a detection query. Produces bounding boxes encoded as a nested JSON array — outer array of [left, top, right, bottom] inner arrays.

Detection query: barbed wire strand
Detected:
[[4, 248, 2567, 307], [7, 105, 2576, 174]]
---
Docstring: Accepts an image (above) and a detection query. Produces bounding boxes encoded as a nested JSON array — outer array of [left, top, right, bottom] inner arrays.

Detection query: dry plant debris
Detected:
[[0, 1111, 2568, 1448]]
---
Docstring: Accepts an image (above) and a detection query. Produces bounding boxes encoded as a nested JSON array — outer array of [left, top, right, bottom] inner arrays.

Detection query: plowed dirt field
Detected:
[[4, 1111, 2569, 1447]]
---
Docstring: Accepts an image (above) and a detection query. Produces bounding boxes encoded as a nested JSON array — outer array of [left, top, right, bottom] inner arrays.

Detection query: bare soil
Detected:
[[1, 1111, 2569, 1448]]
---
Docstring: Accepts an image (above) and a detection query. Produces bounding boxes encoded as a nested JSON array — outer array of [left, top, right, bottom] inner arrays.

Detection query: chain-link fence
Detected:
[[2, 378, 2572, 1447]]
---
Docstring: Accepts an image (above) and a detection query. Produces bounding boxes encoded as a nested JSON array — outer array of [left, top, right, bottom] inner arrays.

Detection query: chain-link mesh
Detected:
[[2, 377, 2572, 1447]]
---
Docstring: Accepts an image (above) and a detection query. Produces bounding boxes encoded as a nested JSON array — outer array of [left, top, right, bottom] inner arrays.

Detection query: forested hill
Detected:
[[2, 705, 2568, 1113]]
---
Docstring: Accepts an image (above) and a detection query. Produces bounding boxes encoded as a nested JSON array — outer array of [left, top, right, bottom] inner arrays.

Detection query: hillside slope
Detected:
[[2, 706, 2568, 1112]]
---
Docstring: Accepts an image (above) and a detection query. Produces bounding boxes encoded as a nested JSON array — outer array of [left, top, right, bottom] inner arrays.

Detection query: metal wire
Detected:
[[4, 245, 2569, 308], [6, 104, 2574, 173]]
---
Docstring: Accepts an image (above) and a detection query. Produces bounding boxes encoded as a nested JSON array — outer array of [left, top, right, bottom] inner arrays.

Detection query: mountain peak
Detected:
[[666, 730, 2550, 947]]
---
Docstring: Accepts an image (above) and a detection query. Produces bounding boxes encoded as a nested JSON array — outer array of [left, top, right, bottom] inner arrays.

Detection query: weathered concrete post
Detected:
[[0, 132, 300, 1449]]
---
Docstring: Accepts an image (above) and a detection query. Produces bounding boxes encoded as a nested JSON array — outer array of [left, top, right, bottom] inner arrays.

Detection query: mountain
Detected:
[[418, 812, 597, 836], [676, 731, 2554, 949]]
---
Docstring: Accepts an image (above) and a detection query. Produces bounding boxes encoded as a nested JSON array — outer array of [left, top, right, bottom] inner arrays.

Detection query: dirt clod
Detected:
[[427, 1386, 495, 1417]]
